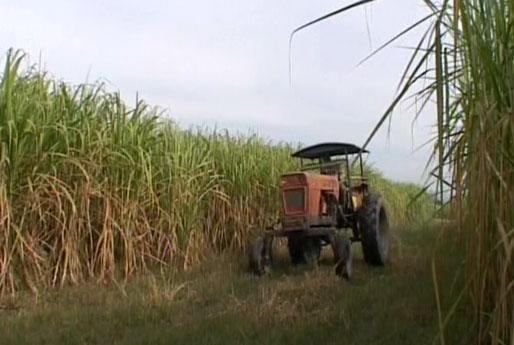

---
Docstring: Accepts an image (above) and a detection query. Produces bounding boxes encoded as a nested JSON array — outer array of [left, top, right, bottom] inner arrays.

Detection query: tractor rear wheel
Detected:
[[333, 234, 352, 279], [357, 194, 390, 266], [249, 235, 273, 275]]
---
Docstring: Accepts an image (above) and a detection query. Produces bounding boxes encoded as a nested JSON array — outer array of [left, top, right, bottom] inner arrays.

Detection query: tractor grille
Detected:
[[284, 189, 305, 214]]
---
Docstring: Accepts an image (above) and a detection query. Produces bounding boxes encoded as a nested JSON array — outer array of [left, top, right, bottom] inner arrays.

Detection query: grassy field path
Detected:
[[0, 225, 470, 345]]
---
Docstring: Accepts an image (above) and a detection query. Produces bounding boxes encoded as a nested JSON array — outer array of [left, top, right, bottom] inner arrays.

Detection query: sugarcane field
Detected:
[[0, 1, 512, 344]]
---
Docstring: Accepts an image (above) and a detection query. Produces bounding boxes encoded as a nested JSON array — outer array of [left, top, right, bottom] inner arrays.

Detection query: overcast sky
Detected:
[[1, 0, 436, 183]]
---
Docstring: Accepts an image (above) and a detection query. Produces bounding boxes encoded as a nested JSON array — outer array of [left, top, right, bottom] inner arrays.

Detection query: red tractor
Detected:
[[249, 142, 390, 279]]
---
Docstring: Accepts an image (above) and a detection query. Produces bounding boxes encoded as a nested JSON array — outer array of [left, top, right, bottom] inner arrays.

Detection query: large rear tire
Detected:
[[357, 194, 390, 266]]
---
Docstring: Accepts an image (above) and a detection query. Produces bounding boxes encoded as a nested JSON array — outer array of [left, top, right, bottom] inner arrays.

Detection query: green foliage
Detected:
[[0, 49, 431, 294], [390, 2, 514, 343], [366, 168, 433, 226], [295, 2, 513, 343], [0, 226, 470, 345]]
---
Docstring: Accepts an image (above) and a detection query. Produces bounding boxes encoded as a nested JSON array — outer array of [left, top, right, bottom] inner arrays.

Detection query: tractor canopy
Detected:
[[292, 142, 368, 160], [292, 142, 368, 178]]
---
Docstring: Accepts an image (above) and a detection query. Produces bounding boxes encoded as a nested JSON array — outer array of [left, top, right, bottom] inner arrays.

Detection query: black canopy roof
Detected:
[[292, 142, 368, 159]]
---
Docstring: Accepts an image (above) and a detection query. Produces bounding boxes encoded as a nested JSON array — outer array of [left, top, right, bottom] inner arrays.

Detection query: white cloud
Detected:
[[0, 0, 435, 183]]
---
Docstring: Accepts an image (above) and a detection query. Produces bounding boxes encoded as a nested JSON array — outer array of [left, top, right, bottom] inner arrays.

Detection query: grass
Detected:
[[0, 46, 443, 344], [2, 0, 508, 342], [0, 0, 508, 342], [290, 1, 514, 343], [0, 49, 433, 295], [390, 2, 514, 342], [0, 224, 471, 345]]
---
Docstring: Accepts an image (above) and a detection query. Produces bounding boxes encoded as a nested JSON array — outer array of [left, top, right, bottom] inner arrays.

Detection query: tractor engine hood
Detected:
[[280, 172, 339, 230]]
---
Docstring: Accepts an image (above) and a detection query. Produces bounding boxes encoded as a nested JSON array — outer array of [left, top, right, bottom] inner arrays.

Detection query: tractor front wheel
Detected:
[[249, 235, 273, 275], [357, 194, 391, 266], [333, 234, 352, 279]]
